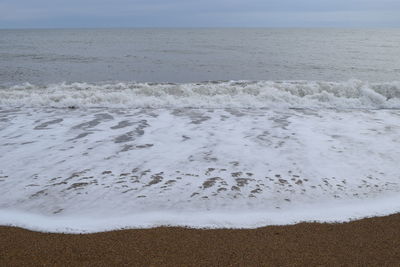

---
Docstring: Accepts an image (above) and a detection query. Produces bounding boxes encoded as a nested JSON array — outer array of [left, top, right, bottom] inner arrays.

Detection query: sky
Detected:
[[1, 0, 400, 28]]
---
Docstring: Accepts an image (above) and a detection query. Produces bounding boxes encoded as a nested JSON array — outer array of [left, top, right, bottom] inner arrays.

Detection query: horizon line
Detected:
[[1, 26, 400, 30]]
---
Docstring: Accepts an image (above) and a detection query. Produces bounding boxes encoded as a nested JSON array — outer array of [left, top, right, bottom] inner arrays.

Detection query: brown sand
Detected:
[[1, 214, 400, 266]]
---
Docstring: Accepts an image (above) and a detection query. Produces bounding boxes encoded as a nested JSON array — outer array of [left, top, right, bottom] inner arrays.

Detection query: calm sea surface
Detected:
[[1, 28, 400, 84]]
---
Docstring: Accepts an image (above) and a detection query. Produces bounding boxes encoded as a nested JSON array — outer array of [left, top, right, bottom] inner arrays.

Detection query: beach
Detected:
[[1, 29, 400, 265], [2, 214, 400, 266]]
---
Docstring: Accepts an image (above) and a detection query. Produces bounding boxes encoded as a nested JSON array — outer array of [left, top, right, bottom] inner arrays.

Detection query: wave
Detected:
[[2, 194, 400, 233], [1, 80, 400, 109]]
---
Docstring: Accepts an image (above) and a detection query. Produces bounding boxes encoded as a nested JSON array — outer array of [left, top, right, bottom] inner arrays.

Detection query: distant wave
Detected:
[[1, 80, 400, 109]]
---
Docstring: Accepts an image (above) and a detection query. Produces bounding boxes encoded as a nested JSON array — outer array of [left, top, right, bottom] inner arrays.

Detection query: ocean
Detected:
[[1, 29, 400, 233], [1, 28, 400, 84]]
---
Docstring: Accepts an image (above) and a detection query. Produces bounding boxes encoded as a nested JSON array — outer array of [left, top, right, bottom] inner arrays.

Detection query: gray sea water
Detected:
[[1, 28, 400, 84], [2, 28, 400, 232]]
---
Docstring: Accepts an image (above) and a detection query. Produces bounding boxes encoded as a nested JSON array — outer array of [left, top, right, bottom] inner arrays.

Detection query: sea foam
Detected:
[[0, 106, 400, 232], [1, 80, 400, 109]]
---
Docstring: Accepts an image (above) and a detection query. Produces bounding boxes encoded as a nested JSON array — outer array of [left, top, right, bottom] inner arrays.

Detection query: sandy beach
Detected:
[[1, 214, 400, 266]]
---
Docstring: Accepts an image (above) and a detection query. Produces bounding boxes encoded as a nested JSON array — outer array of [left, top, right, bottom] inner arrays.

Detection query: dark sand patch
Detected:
[[202, 177, 221, 189], [147, 175, 163, 186], [235, 178, 251, 187]]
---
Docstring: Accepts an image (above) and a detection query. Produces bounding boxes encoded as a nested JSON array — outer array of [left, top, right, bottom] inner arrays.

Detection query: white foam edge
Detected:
[[1, 194, 400, 234]]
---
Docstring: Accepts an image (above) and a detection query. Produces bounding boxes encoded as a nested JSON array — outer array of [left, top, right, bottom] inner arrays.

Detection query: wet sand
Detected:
[[1, 214, 400, 266]]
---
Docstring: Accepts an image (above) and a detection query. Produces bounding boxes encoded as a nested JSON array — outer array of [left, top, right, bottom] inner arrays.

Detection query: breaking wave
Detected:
[[1, 79, 400, 109]]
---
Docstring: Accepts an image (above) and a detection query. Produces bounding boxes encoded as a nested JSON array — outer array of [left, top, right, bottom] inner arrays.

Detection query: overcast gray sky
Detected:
[[1, 0, 400, 28]]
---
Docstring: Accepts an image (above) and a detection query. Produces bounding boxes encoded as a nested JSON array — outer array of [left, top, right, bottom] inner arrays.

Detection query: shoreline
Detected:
[[1, 214, 400, 266]]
